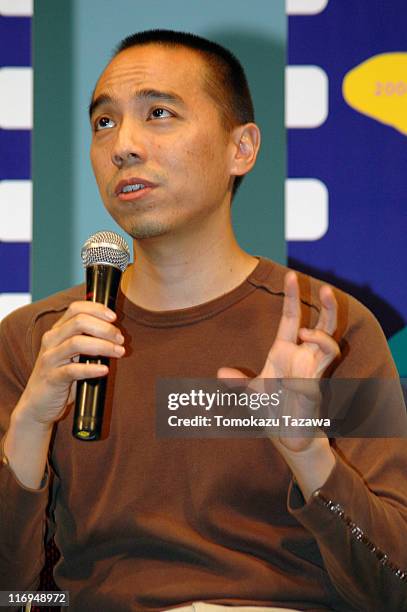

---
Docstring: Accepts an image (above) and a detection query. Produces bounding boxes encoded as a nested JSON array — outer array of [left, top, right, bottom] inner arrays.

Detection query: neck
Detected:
[[121, 206, 257, 311]]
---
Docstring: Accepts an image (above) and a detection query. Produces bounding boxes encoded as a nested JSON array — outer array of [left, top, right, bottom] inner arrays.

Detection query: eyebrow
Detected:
[[88, 88, 186, 119]]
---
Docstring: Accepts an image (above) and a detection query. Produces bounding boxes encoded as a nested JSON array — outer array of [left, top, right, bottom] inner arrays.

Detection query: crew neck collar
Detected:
[[115, 257, 273, 328]]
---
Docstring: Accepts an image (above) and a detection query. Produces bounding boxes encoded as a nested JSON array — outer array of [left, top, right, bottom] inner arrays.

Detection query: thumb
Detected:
[[217, 367, 250, 392], [217, 367, 248, 380]]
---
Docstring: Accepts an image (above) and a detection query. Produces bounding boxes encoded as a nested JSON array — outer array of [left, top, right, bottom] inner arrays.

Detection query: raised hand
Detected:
[[218, 271, 340, 453], [260, 271, 339, 380]]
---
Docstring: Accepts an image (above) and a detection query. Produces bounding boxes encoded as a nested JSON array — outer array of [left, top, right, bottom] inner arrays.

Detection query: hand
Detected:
[[218, 271, 340, 452], [14, 301, 125, 428]]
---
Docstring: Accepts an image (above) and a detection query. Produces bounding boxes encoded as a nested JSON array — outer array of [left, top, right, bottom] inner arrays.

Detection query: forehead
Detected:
[[93, 44, 209, 100]]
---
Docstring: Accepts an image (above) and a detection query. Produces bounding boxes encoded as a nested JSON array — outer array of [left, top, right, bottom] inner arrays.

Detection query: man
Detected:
[[0, 30, 406, 612]]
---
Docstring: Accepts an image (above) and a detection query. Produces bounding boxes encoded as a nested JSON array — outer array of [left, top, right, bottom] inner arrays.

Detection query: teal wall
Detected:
[[389, 330, 407, 377], [33, 0, 286, 299]]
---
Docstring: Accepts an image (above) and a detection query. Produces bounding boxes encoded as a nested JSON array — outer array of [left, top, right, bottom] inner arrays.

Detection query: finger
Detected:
[[53, 301, 116, 330], [217, 367, 247, 380], [217, 367, 251, 392], [53, 362, 109, 384], [217, 367, 248, 388], [217, 369, 268, 404], [276, 271, 301, 342], [315, 285, 337, 335], [42, 335, 125, 367], [299, 328, 340, 361], [43, 314, 124, 351]]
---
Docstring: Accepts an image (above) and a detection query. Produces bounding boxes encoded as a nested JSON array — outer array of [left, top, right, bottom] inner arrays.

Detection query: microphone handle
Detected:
[[72, 264, 122, 441]]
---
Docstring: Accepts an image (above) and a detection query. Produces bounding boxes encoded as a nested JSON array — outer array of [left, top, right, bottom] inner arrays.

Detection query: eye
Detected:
[[149, 107, 173, 120], [94, 116, 115, 131]]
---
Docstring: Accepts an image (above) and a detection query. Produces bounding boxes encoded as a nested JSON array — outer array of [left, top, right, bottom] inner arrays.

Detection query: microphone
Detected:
[[72, 230, 130, 441]]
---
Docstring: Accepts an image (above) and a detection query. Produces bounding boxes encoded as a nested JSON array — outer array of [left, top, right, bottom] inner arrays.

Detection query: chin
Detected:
[[129, 227, 169, 240], [108, 206, 195, 241], [127, 220, 172, 240], [104, 206, 169, 240]]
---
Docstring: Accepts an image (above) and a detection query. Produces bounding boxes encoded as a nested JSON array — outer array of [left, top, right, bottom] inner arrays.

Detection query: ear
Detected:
[[229, 123, 261, 178]]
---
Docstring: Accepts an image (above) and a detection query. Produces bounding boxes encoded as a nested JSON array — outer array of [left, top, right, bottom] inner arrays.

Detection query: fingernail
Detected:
[[105, 310, 116, 320], [114, 345, 125, 355]]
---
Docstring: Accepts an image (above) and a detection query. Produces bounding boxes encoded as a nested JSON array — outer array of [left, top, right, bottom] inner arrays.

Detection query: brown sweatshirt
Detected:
[[0, 258, 406, 612]]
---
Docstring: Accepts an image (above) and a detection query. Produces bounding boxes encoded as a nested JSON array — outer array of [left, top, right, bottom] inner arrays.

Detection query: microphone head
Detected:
[[81, 230, 131, 272]]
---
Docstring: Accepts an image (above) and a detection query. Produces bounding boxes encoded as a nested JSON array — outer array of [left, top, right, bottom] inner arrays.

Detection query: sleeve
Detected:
[[288, 296, 407, 611], [0, 309, 50, 591]]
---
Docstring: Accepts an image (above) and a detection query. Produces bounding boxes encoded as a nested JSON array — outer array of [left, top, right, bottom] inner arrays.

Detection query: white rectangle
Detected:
[[285, 178, 328, 241], [0, 293, 31, 321], [0, 68, 33, 129], [0, 180, 32, 241], [0, 0, 33, 16], [286, 0, 328, 15], [286, 66, 328, 128]]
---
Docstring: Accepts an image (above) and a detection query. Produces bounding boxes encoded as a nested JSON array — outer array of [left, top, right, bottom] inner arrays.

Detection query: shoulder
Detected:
[[252, 257, 381, 329], [252, 258, 396, 376], [1, 284, 85, 333], [0, 284, 85, 366]]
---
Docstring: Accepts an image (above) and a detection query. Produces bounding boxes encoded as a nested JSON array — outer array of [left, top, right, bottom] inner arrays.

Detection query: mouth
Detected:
[[114, 177, 157, 201]]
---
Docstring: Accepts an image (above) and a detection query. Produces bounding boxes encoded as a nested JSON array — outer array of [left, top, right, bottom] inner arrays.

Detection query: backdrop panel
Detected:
[[0, 1, 32, 319], [287, 0, 407, 374]]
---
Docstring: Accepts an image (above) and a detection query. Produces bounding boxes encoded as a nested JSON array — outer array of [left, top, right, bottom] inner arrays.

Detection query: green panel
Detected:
[[32, 0, 75, 298], [33, 0, 286, 298], [389, 327, 407, 377]]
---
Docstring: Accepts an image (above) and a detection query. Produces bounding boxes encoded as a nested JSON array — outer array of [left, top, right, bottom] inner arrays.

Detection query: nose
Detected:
[[112, 151, 140, 168], [111, 118, 146, 168]]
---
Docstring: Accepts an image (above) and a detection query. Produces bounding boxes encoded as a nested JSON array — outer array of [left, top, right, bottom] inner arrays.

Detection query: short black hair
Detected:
[[114, 29, 255, 196]]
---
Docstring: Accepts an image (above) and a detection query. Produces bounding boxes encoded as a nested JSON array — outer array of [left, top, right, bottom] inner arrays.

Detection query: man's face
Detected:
[[90, 44, 237, 240]]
